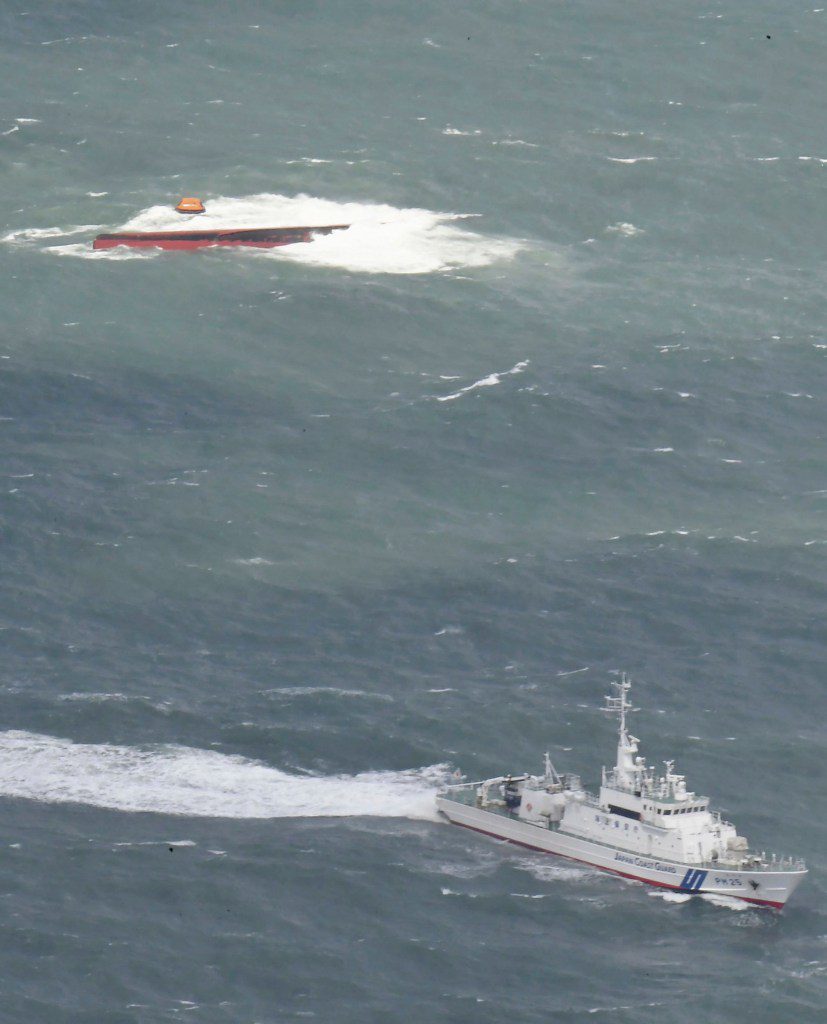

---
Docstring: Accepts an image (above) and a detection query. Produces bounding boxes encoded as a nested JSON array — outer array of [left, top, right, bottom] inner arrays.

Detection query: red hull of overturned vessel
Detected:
[[92, 225, 349, 251]]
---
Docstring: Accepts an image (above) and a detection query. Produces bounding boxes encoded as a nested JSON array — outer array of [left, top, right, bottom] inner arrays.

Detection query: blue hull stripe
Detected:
[[680, 868, 708, 892]]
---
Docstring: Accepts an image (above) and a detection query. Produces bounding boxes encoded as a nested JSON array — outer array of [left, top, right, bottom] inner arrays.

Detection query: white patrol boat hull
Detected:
[[437, 794, 805, 909]]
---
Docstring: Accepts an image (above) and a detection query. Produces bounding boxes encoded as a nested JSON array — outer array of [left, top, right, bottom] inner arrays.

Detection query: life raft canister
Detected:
[[175, 197, 205, 214]]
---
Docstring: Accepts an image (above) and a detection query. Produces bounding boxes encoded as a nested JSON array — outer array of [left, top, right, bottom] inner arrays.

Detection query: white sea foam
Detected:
[[0, 730, 444, 820], [436, 360, 529, 402], [586, 1003, 664, 1015], [58, 693, 170, 713], [113, 839, 196, 849], [4, 193, 522, 274], [123, 193, 519, 274], [2, 224, 103, 243], [515, 858, 589, 882], [699, 892, 750, 911], [263, 686, 392, 701], [492, 138, 538, 148], [650, 890, 692, 904], [605, 222, 643, 236], [606, 156, 656, 164], [48, 243, 154, 260]]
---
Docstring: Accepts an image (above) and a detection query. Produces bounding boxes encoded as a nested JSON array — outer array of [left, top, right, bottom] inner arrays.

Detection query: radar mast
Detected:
[[604, 673, 642, 789]]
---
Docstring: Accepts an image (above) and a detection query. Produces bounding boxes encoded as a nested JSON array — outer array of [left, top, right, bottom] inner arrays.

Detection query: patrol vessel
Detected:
[[437, 677, 806, 908]]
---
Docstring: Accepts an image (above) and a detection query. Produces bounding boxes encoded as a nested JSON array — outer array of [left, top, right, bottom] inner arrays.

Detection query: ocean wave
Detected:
[[47, 242, 154, 260], [1, 224, 102, 244], [515, 857, 590, 882], [605, 222, 643, 236], [699, 892, 751, 911], [435, 360, 529, 402], [649, 890, 692, 904], [261, 686, 393, 701], [57, 693, 173, 714]]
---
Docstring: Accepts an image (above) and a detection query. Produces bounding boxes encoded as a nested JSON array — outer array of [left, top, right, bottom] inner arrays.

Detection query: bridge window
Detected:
[[608, 804, 642, 821]]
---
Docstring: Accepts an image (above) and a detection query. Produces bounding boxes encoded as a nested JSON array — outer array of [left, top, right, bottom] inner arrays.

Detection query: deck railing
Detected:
[[438, 786, 806, 872]]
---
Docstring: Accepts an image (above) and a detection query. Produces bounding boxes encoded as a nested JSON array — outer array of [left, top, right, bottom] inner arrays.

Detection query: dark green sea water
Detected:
[[1, 2, 826, 1021]]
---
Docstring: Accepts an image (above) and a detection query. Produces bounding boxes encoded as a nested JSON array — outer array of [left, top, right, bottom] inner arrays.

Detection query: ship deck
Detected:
[[438, 784, 805, 873]]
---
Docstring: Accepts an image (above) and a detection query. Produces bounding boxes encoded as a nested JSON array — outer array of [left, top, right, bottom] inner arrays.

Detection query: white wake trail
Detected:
[[0, 731, 444, 820]]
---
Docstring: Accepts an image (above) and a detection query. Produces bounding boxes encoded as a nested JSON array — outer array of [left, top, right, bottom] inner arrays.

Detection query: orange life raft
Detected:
[[175, 197, 206, 214]]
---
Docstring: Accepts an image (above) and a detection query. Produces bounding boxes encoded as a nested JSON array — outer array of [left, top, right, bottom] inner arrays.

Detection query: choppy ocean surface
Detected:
[[2, 1, 826, 1021]]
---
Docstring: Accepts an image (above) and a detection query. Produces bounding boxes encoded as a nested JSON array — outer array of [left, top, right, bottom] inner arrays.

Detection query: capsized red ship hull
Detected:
[[92, 224, 349, 251]]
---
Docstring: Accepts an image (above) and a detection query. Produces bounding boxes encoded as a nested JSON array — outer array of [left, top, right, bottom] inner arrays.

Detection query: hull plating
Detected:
[[92, 224, 349, 251]]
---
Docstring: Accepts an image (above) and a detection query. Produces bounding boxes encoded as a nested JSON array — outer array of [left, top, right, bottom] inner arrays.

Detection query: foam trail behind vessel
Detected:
[[0, 731, 443, 820]]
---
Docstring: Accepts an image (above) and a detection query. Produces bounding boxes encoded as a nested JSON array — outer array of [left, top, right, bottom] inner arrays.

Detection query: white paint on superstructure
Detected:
[[437, 677, 806, 908]]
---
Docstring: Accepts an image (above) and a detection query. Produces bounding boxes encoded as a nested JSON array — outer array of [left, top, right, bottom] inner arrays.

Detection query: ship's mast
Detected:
[[543, 751, 561, 785], [604, 673, 641, 789]]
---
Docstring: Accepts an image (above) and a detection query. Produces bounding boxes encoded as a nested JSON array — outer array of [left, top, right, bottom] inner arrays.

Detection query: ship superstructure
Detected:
[[437, 676, 806, 908]]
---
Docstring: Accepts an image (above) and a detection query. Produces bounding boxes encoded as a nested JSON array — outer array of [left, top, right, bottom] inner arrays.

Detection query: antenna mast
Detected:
[[603, 673, 640, 787], [604, 672, 636, 733]]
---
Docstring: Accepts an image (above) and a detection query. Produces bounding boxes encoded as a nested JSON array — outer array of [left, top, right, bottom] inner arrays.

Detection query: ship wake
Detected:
[[0, 730, 444, 820]]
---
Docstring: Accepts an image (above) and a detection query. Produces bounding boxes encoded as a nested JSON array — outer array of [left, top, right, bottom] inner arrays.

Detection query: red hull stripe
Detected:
[[94, 237, 305, 251], [448, 819, 785, 910]]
